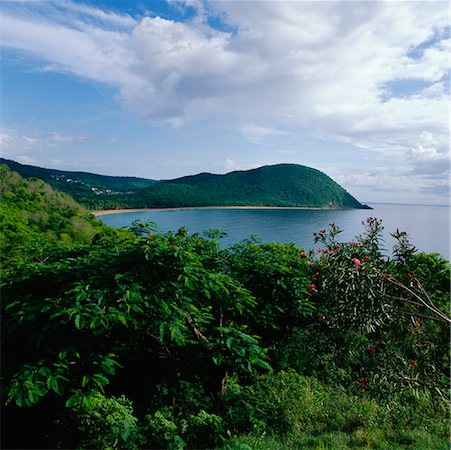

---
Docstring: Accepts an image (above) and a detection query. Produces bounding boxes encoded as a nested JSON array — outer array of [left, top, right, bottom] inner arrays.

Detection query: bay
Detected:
[[98, 203, 450, 259]]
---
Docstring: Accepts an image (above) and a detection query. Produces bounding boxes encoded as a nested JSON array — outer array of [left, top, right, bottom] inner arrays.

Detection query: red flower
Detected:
[[317, 248, 323, 254], [309, 284, 317, 293], [333, 243, 340, 250], [299, 252, 307, 258], [353, 258, 361, 266], [408, 359, 418, 367], [366, 345, 376, 353], [358, 378, 367, 388]]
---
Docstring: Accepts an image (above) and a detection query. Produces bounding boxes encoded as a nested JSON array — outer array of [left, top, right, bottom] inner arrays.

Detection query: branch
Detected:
[[381, 273, 451, 324], [186, 315, 209, 343]]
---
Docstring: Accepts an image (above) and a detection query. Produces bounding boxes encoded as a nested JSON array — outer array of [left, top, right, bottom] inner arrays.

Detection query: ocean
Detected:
[[98, 203, 450, 259]]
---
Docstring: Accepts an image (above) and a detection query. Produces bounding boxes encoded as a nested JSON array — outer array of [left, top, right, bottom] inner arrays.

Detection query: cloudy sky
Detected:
[[1, 0, 449, 204]]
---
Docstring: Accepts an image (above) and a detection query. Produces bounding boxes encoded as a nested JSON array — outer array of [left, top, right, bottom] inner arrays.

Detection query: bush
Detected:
[[70, 392, 142, 449], [145, 408, 186, 450], [145, 407, 224, 449], [311, 220, 450, 398], [186, 409, 224, 448]]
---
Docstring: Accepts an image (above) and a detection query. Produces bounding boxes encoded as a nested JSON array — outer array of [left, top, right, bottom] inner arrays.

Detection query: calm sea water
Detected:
[[98, 203, 450, 259]]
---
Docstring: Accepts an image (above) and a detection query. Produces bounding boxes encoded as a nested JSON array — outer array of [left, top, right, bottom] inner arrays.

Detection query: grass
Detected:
[[221, 429, 450, 450]]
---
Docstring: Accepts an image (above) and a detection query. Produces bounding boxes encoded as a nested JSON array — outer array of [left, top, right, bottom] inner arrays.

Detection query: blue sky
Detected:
[[1, 0, 449, 204]]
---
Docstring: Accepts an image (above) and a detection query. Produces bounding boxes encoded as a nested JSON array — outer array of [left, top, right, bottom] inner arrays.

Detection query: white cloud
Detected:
[[1, 0, 449, 199], [0, 128, 88, 157], [407, 131, 446, 162], [224, 158, 240, 172], [48, 131, 87, 146], [240, 124, 285, 143]]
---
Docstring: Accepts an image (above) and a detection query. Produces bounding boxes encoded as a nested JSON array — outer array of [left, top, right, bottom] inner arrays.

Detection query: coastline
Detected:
[[92, 205, 338, 216]]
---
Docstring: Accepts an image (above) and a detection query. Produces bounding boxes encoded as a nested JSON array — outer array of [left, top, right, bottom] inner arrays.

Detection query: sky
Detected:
[[0, 0, 449, 205]]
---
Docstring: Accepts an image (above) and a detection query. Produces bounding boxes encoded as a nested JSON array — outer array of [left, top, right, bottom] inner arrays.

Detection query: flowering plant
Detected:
[[309, 219, 450, 399]]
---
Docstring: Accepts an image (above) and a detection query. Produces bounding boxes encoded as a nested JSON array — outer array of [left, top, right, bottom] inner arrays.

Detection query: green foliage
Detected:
[[136, 163, 365, 209], [2, 227, 284, 448], [226, 240, 314, 345], [186, 409, 224, 448], [310, 219, 450, 398], [223, 429, 450, 450], [222, 371, 449, 449], [0, 158, 156, 210], [0, 165, 109, 264], [243, 370, 379, 436], [69, 392, 142, 449], [146, 408, 186, 449], [145, 406, 224, 448]]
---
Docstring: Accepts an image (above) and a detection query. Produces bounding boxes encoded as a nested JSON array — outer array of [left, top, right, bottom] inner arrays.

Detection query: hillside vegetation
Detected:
[[1, 174, 449, 448], [0, 158, 156, 210], [1, 159, 368, 210], [137, 164, 366, 209], [0, 165, 111, 263]]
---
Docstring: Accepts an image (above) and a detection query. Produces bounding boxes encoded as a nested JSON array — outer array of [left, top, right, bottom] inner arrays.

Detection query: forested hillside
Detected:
[[1, 159, 368, 210], [0, 165, 110, 263], [0, 158, 156, 210], [139, 164, 366, 209], [1, 173, 449, 449]]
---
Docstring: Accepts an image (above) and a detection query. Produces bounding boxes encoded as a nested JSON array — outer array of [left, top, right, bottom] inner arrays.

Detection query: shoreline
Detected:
[[92, 205, 345, 216]]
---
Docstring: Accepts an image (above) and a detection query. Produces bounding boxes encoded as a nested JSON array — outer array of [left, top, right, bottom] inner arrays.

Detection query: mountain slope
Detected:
[[137, 164, 366, 209], [0, 165, 109, 262], [0, 158, 156, 209]]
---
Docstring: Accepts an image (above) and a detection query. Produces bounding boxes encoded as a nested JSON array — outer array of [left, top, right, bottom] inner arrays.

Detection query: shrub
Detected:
[[311, 220, 450, 398], [70, 392, 142, 449], [145, 408, 186, 450], [186, 409, 224, 448]]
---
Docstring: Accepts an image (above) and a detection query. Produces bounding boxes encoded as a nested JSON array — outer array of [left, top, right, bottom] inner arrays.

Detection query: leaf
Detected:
[[82, 375, 90, 388], [82, 393, 95, 410], [74, 314, 82, 330], [66, 393, 81, 408], [255, 359, 272, 371], [93, 373, 109, 388], [117, 314, 127, 326]]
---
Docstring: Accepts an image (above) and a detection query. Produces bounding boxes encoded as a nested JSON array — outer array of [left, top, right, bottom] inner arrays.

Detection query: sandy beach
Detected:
[[92, 205, 333, 216]]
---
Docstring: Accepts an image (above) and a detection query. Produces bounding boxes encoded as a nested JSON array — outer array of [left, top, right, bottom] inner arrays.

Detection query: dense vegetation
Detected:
[[134, 164, 366, 209], [1, 169, 449, 449], [0, 158, 156, 210], [1, 159, 368, 210], [0, 165, 110, 264]]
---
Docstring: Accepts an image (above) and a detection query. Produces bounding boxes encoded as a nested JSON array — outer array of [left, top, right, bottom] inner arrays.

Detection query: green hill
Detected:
[[0, 159, 368, 210], [137, 164, 367, 209]]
